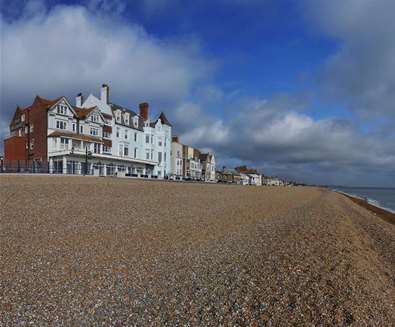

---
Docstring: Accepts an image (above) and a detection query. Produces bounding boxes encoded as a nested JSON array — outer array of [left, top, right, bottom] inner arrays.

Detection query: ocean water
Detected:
[[334, 187, 395, 213]]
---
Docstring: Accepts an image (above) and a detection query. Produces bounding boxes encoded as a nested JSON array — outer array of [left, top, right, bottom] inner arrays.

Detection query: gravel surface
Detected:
[[1, 176, 394, 326]]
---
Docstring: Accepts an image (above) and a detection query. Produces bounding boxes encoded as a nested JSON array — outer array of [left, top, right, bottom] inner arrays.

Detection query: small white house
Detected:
[[248, 174, 262, 186]]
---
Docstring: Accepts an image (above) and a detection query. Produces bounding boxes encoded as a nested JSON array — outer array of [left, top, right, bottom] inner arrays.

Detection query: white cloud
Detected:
[[304, 0, 395, 119], [0, 1, 212, 142], [175, 98, 395, 185]]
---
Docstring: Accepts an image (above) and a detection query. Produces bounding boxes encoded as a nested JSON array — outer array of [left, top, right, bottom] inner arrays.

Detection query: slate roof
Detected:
[[110, 103, 144, 131], [150, 112, 172, 127]]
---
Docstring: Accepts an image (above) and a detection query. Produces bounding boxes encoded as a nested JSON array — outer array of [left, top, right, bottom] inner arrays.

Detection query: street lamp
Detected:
[[84, 146, 92, 175]]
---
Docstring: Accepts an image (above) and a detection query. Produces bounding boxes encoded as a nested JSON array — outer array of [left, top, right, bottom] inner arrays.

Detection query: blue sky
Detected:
[[1, 0, 394, 186]]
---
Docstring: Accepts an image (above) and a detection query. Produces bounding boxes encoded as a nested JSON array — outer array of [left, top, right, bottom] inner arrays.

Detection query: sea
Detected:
[[333, 187, 395, 214]]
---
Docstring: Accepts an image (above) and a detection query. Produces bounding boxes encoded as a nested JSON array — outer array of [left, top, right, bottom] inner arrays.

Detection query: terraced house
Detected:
[[3, 84, 172, 178]]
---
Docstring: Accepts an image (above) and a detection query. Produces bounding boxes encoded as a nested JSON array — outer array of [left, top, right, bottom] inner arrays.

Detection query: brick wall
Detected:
[[29, 102, 48, 162], [4, 136, 27, 161]]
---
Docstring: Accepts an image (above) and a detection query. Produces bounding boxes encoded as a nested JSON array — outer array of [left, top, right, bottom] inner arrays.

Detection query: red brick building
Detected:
[[4, 96, 60, 171]]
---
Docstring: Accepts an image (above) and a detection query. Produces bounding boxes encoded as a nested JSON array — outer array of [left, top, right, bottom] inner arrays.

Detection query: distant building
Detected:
[[170, 136, 184, 179], [235, 166, 262, 186], [199, 152, 216, 182], [248, 174, 262, 186], [263, 177, 285, 186], [216, 168, 241, 184], [182, 145, 202, 180]]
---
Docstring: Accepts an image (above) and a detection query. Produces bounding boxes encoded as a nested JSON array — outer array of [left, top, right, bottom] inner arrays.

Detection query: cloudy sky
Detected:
[[1, 0, 394, 186]]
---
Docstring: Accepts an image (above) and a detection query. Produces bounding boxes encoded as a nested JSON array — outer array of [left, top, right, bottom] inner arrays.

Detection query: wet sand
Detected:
[[1, 176, 394, 326]]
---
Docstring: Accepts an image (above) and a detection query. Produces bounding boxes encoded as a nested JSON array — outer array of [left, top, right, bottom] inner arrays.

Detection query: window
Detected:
[[151, 135, 154, 144], [158, 152, 162, 163], [25, 126, 28, 134], [91, 114, 99, 123], [124, 146, 129, 156], [56, 121, 67, 130], [119, 144, 124, 157], [103, 131, 111, 138], [30, 124, 34, 132], [146, 150, 150, 160], [134, 133, 137, 142], [94, 143, 100, 154], [164, 152, 166, 162], [103, 146, 111, 153], [80, 125, 83, 133], [60, 138, 68, 148], [151, 149, 154, 160], [124, 113, 129, 125], [57, 104, 67, 115], [134, 148, 137, 158], [72, 123, 76, 132], [125, 130, 128, 139], [158, 140, 162, 147], [145, 134, 149, 143], [116, 111, 121, 122], [21, 114, 25, 122], [116, 128, 120, 138], [90, 127, 99, 136], [133, 116, 138, 127]]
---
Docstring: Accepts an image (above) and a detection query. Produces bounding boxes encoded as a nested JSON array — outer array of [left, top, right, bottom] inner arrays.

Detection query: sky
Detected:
[[1, 0, 394, 187]]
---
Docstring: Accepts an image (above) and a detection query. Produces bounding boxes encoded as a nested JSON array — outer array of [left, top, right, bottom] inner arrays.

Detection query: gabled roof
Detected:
[[158, 112, 172, 127], [149, 112, 172, 128], [34, 95, 63, 109], [74, 107, 95, 119], [10, 96, 63, 125]]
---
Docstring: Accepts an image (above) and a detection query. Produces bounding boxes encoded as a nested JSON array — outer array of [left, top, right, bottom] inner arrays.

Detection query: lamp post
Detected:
[[84, 146, 92, 176]]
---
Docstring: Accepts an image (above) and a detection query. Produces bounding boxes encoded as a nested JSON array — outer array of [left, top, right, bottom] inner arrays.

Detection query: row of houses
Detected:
[[216, 166, 288, 186], [171, 137, 216, 182], [3, 84, 216, 181]]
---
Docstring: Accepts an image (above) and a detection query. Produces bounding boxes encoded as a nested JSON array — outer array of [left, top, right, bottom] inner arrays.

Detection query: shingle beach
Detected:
[[1, 176, 394, 326]]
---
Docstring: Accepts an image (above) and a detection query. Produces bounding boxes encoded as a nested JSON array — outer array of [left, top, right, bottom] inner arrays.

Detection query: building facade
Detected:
[[170, 136, 184, 179], [182, 145, 202, 180], [4, 84, 172, 178], [199, 153, 216, 182]]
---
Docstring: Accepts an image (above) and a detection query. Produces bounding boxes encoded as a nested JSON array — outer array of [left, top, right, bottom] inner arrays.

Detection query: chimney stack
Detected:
[[172, 136, 179, 143], [76, 93, 83, 107], [101, 84, 109, 104], [139, 102, 149, 121]]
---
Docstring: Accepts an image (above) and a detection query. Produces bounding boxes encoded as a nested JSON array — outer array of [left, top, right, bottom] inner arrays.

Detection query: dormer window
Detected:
[[57, 104, 67, 115], [21, 114, 25, 122], [91, 114, 99, 123], [133, 116, 138, 128], [124, 113, 130, 125], [116, 111, 121, 123]]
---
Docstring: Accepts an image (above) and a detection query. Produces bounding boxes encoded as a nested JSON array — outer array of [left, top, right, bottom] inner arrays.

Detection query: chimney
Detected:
[[101, 84, 109, 104], [76, 93, 83, 107], [172, 136, 179, 143], [139, 102, 149, 121]]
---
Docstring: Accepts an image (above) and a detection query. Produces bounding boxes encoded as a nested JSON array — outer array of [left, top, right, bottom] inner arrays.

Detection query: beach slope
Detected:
[[1, 176, 394, 325]]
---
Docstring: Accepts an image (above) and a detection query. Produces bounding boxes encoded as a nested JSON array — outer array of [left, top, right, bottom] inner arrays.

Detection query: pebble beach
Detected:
[[1, 176, 394, 326]]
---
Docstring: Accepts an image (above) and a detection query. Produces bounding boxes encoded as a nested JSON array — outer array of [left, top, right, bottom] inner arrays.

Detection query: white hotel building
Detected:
[[46, 84, 172, 177]]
